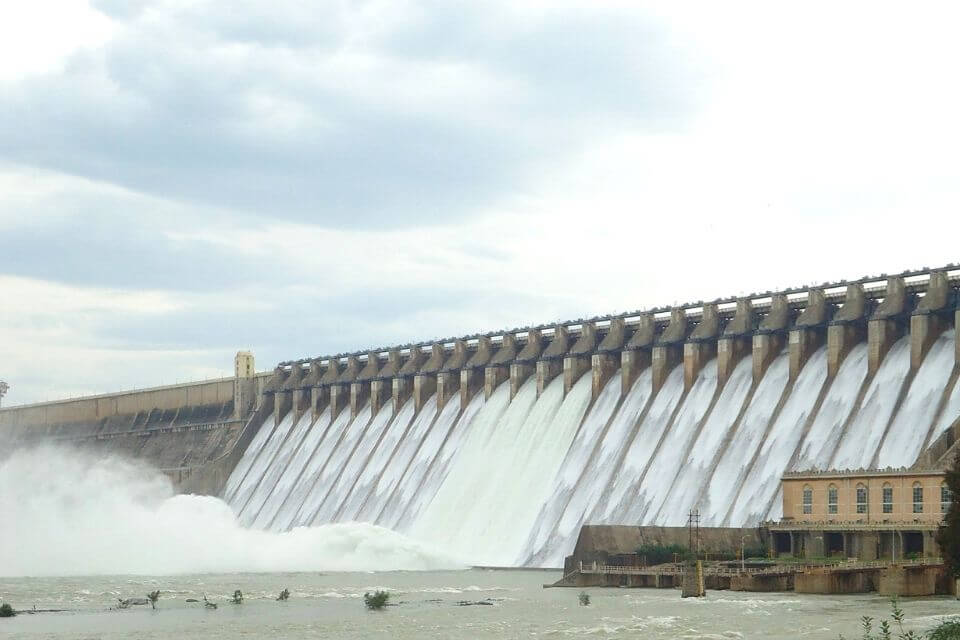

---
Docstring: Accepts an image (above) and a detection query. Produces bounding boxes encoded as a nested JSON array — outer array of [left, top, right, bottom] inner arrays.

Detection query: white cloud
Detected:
[[1, 1, 959, 404]]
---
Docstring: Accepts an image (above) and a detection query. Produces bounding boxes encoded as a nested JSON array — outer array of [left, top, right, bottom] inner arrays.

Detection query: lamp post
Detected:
[[741, 535, 746, 572]]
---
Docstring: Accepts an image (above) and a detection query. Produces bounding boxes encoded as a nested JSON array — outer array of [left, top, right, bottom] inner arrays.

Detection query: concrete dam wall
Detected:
[[5, 266, 960, 567]]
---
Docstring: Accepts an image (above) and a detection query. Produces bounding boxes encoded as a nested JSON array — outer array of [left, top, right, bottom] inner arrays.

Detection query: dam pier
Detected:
[[3, 264, 960, 568]]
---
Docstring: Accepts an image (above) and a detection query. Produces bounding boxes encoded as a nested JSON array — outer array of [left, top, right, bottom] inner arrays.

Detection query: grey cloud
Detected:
[[0, 1, 697, 230]]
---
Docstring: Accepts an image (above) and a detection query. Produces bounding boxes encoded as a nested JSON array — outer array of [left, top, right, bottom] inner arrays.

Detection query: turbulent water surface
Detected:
[[2, 570, 959, 640]]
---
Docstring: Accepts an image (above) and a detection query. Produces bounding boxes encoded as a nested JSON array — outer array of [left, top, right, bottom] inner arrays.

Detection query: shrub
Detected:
[[928, 620, 960, 640], [0, 603, 15, 618], [578, 592, 590, 606], [277, 588, 290, 601], [364, 591, 390, 610], [636, 543, 692, 565]]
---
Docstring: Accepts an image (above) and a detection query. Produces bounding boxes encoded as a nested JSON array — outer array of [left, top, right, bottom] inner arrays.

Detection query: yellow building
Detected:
[[770, 468, 950, 560]]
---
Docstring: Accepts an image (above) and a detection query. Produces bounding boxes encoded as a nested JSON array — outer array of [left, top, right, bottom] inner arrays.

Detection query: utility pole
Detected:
[[0, 381, 8, 408]]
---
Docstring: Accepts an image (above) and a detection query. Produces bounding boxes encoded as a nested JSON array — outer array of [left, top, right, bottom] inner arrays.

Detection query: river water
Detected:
[[2, 569, 959, 639]]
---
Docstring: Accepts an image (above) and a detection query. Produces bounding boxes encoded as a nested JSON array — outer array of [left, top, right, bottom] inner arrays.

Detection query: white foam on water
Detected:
[[876, 329, 956, 467], [228, 411, 295, 516], [313, 401, 393, 524], [628, 359, 718, 525], [269, 406, 353, 531], [655, 356, 753, 526], [831, 336, 911, 470], [253, 405, 333, 530], [592, 365, 685, 525], [700, 352, 789, 525], [791, 343, 868, 471], [291, 404, 371, 528], [517, 371, 622, 565], [238, 410, 315, 526], [338, 397, 427, 523], [0, 446, 459, 576], [727, 348, 828, 525]]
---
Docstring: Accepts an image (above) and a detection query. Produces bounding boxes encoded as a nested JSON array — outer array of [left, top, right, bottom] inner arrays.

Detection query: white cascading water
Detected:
[[354, 398, 421, 523], [268, 406, 353, 531], [590, 365, 685, 525], [831, 336, 911, 470], [499, 374, 593, 565], [388, 388, 491, 531], [291, 404, 371, 528], [412, 377, 546, 564], [727, 347, 829, 525], [790, 343, 868, 471], [204, 328, 959, 568], [655, 356, 753, 526], [337, 397, 425, 522], [239, 410, 315, 526], [932, 373, 960, 444], [221, 411, 280, 504], [876, 329, 956, 467], [252, 406, 333, 530], [523, 368, 654, 567], [313, 401, 394, 524], [699, 352, 789, 525], [519, 372, 622, 563], [627, 359, 718, 525], [228, 410, 296, 517]]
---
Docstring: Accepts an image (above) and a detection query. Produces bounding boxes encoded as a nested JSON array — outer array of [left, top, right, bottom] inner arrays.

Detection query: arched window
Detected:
[[882, 483, 893, 514], [827, 485, 838, 514], [802, 485, 813, 515], [913, 482, 923, 514], [942, 482, 952, 513], [856, 484, 868, 514]]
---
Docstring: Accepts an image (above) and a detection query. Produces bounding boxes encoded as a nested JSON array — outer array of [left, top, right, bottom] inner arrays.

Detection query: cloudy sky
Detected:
[[2, 1, 959, 405]]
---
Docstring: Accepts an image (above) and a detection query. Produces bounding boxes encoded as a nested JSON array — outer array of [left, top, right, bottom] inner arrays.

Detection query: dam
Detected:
[[4, 265, 960, 567]]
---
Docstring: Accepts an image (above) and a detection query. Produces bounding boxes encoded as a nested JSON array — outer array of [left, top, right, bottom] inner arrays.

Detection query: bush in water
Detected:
[[0, 603, 15, 617], [578, 592, 590, 606], [364, 591, 389, 610]]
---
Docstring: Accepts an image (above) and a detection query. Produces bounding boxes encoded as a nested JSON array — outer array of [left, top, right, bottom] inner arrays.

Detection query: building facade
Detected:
[[770, 469, 949, 561]]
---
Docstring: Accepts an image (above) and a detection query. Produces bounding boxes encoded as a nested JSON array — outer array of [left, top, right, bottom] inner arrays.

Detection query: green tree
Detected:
[[936, 449, 960, 578]]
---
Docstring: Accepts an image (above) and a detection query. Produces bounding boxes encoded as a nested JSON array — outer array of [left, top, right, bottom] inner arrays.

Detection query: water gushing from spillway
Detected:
[[522, 368, 654, 567], [590, 365, 686, 525], [519, 371, 622, 565], [655, 356, 753, 526], [790, 343, 869, 471], [218, 326, 957, 567], [831, 336, 911, 470], [627, 359, 718, 525], [876, 329, 956, 467], [700, 352, 790, 525], [253, 406, 333, 530], [728, 348, 828, 525]]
